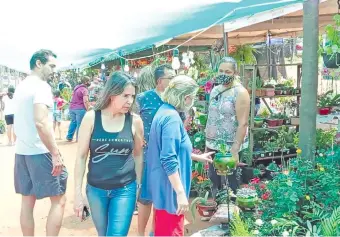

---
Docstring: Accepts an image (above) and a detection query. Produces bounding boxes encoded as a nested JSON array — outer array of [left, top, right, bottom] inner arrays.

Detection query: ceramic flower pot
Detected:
[[266, 119, 278, 127], [318, 107, 332, 115], [322, 53, 340, 69], [275, 90, 283, 95], [277, 119, 284, 126], [236, 196, 259, 209], [254, 117, 264, 128], [264, 88, 275, 97], [196, 201, 217, 218], [213, 153, 237, 175]]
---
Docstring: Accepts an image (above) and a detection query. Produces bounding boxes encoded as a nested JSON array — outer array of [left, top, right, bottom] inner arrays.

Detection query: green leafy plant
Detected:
[[317, 90, 340, 108], [319, 14, 340, 56], [230, 214, 252, 236], [256, 146, 340, 236], [190, 191, 211, 221], [230, 44, 257, 67]]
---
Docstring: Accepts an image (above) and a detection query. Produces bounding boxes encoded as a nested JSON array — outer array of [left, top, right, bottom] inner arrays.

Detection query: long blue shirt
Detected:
[[146, 103, 193, 214]]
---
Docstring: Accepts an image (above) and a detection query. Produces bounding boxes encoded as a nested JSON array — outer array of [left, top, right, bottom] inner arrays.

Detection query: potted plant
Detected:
[[266, 114, 278, 127], [282, 114, 291, 125], [319, 14, 340, 69], [213, 143, 238, 175], [274, 113, 285, 126], [263, 84, 275, 97], [249, 77, 264, 96], [190, 191, 217, 221], [264, 141, 277, 157], [254, 116, 264, 128], [265, 161, 280, 180], [215, 188, 236, 205], [317, 90, 340, 115], [259, 108, 270, 118], [236, 188, 259, 209], [274, 85, 283, 95]]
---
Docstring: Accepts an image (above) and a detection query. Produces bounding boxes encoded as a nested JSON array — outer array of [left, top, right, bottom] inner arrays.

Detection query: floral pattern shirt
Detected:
[[205, 83, 248, 151]]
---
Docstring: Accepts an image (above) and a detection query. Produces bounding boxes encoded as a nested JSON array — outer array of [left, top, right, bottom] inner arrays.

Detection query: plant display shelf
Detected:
[[240, 63, 302, 164], [254, 153, 297, 162], [257, 94, 301, 99], [252, 124, 297, 131]]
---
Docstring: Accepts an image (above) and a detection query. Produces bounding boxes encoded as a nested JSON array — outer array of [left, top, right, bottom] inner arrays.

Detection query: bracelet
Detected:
[[137, 184, 142, 188]]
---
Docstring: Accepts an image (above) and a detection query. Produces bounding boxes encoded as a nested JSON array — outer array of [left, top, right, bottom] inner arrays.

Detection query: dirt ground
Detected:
[[0, 121, 211, 236]]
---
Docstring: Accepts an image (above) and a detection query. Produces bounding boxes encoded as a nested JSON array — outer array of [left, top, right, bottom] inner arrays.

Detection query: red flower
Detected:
[[204, 80, 213, 93], [204, 163, 209, 170], [251, 178, 260, 184], [261, 192, 270, 200], [259, 183, 266, 190]]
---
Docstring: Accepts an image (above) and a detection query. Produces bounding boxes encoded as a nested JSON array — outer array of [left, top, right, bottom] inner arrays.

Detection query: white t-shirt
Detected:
[[14, 76, 54, 155], [3, 95, 15, 115]]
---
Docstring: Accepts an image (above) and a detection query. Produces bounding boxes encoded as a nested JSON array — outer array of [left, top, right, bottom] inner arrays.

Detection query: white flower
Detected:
[[195, 137, 201, 142], [271, 219, 278, 225], [282, 230, 289, 237], [255, 219, 263, 226], [253, 230, 259, 235]]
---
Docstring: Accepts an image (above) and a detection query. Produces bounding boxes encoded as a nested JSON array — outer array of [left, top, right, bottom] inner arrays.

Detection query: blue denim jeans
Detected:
[[86, 181, 137, 236], [66, 109, 86, 141]]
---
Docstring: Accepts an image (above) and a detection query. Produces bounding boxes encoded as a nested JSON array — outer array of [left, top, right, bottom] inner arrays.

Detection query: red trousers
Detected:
[[154, 209, 184, 236]]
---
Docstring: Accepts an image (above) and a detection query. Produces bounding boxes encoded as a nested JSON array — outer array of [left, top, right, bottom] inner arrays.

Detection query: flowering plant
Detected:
[[204, 80, 214, 94]]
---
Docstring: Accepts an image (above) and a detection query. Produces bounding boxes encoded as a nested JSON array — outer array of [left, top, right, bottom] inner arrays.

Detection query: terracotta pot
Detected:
[[277, 119, 284, 126], [264, 88, 275, 97], [318, 107, 331, 115], [196, 201, 217, 218], [266, 119, 278, 127], [255, 89, 263, 97]]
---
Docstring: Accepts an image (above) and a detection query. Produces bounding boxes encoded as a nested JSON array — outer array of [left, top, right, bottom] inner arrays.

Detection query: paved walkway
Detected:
[[0, 122, 209, 236]]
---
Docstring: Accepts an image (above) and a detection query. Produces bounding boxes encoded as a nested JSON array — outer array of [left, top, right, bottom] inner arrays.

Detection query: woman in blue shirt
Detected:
[[146, 75, 202, 236]]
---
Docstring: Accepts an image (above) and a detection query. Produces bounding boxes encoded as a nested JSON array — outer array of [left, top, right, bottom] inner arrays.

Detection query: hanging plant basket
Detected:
[[322, 53, 340, 69]]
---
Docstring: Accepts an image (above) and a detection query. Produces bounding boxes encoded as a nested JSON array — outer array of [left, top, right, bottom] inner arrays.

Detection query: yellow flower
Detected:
[[305, 195, 310, 201], [296, 148, 302, 154], [319, 167, 325, 172]]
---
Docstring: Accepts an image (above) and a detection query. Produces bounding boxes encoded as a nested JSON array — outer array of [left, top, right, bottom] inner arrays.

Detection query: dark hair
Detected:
[[53, 90, 61, 97], [29, 49, 57, 70], [80, 76, 91, 84], [7, 86, 15, 99], [94, 72, 136, 111], [8, 86, 15, 94], [154, 64, 173, 82]]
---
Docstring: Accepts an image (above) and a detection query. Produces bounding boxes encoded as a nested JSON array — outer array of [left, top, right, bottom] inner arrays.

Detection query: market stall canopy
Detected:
[[168, 0, 337, 46], [0, 0, 305, 73]]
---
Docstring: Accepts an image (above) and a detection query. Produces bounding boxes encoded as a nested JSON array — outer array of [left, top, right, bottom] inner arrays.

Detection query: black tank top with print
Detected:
[[87, 110, 136, 190]]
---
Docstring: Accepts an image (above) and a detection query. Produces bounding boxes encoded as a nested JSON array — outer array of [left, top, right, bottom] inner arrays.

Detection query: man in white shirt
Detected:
[[14, 49, 68, 236]]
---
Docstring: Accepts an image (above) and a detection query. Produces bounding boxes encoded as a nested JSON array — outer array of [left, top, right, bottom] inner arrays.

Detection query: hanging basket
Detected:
[[322, 53, 340, 69]]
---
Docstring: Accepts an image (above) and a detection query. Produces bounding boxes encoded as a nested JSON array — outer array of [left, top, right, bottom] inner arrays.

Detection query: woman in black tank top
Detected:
[[73, 72, 144, 236]]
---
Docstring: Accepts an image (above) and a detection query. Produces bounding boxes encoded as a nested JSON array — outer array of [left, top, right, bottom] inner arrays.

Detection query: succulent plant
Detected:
[[236, 188, 257, 198]]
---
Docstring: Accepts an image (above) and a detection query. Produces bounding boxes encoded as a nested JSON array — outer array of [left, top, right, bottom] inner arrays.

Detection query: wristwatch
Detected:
[[137, 184, 142, 189]]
